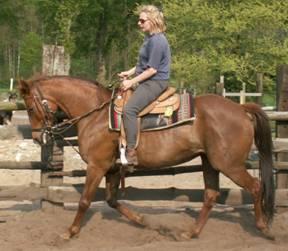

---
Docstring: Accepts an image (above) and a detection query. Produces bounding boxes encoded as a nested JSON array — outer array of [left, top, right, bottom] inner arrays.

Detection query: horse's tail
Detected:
[[242, 103, 275, 224]]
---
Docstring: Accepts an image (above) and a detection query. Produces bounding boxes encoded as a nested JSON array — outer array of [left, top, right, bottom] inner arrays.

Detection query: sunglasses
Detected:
[[138, 18, 148, 24]]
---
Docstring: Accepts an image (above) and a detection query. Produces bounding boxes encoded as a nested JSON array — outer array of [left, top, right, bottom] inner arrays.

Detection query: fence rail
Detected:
[[1, 102, 288, 208]]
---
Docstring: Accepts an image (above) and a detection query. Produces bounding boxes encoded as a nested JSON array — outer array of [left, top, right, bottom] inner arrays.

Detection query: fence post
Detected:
[[276, 65, 288, 189], [256, 73, 263, 105], [40, 44, 67, 207], [215, 75, 224, 95], [240, 83, 246, 104], [40, 140, 64, 207]]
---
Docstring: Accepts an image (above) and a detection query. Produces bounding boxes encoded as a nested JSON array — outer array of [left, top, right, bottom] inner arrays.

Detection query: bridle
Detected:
[[24, 85, 57, 145], [26, 84, 113, 147]]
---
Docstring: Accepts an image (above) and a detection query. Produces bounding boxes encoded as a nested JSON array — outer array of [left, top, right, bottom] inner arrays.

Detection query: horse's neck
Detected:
[[44, 82, 110, 118]]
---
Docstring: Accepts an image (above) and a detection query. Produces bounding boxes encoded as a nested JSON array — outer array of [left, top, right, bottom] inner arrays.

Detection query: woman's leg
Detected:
[[123, 80, 167, 163]]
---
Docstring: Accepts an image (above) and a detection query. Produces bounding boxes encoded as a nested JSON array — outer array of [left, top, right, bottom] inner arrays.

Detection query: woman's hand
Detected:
[[118, 67, 136, 80], [118, 71, 129, 80], [121, 79, 134, 91]]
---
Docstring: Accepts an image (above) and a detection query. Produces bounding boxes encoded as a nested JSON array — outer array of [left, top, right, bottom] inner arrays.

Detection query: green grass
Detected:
[[0, 82, 11, 92], [0, 88, 10, 93]]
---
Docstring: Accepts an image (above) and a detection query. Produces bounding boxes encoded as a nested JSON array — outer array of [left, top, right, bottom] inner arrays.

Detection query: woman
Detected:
[[118, 5, 171, 165]]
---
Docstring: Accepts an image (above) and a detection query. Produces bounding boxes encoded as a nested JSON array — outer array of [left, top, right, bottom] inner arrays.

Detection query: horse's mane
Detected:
[[28, 75, 101, 87]]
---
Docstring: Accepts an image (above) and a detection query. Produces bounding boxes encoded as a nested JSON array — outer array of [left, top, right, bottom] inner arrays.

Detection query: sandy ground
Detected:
[[0, 202, 287, 251], [0, 111, 287, 251]]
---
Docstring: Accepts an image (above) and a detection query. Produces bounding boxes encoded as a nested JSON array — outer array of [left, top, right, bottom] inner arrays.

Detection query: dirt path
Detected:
[[0, 202, 287, 251]]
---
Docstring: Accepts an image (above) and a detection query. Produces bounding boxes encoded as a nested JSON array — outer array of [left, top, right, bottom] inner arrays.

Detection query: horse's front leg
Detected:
[[106, 170, 144, 225], [61, 162, 107, 239]]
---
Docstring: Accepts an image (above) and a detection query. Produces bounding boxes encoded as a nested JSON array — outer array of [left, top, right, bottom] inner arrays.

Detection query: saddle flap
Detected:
[[114, 90, 132, 113], [139, 93, 180, 116], [157, 87, 176, 102], [155, 94, 179, 108], [114, 87, 179, 116]]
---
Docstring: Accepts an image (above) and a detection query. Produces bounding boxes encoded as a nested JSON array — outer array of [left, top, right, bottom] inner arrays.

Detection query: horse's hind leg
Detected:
[[105, 170, 144, 225], [222, 166, 269, 234], [186, 155, 220, 238]]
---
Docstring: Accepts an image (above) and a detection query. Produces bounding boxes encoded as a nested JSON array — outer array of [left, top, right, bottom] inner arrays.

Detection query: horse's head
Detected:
[[18, 79, 58, 145]]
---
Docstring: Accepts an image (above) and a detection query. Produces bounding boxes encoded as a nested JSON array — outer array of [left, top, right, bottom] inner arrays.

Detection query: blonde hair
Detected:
[[136, 5, 166, 33]]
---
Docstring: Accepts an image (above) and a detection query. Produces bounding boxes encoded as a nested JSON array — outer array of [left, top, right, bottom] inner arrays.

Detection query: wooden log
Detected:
[[46, 160, 288, 179], [275, 188, 288, 207], [47, 165, 204, 178], [0, 101, 26, 111], [0, 184, 286, 208], [0, 186, 46, 201], [276, 65, 288, 188], [63, 201, 256, 211], [0, 200, 41, 212], [46, 185, 288, 207], [266, 111, 288, 121], [0, 161, 45, 170], [247, 161, 288, 171], [273, 162, 288, 173], [273, 138, 288, 154]]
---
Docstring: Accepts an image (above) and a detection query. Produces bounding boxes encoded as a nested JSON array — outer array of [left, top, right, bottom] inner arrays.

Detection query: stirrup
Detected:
[[126, 148, 138, 166]]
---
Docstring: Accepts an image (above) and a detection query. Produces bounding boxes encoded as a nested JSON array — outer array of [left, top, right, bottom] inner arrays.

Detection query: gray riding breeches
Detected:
[[123, 79, 168, 149]]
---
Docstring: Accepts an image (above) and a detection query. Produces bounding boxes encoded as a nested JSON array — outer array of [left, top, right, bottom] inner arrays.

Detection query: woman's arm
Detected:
[[121, 67, 157, 91], [118, 67, 136, 79]]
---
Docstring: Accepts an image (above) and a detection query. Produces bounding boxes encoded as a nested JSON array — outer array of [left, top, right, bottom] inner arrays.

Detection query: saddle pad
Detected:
[[109, 92, 195, 132]]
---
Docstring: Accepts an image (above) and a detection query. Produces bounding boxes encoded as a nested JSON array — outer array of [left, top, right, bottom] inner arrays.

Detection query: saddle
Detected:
[[114, 87, 180, 117], [111, 87, 195, 167]]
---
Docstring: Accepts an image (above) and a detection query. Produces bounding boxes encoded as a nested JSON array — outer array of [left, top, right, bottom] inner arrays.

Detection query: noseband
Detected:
[[26, 85, 56, 145]]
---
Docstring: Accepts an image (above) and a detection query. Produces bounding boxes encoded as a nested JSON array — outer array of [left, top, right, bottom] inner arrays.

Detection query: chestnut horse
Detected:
[[19, 76, 274, 239]]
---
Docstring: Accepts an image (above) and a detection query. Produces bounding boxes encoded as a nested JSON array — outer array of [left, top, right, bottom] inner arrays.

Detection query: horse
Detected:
[[18, 76, 275, 240]]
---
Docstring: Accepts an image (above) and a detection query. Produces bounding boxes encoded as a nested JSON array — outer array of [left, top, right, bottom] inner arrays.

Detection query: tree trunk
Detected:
[[42, 44, 70, 76]]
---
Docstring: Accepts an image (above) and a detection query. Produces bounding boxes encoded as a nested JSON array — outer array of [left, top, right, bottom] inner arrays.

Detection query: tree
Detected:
[[20, 32, 42, 78], [163, 0, 288, 99], [1, 0, 287, 105], [0, 0, 41, 81]]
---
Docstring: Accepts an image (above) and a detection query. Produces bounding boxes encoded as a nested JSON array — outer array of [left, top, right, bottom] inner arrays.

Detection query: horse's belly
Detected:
[[137, 126, 203, 168]]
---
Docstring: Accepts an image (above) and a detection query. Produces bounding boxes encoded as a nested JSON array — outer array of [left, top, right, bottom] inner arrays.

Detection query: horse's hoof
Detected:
[[59, 232, 72, 240], [178, 229, 199, 240], [261, 228, 275, 240], [59, 226, 80, 240], [136, 215, 145, 226], [136, 214, 150, 227], [179, 231, 192, 240]]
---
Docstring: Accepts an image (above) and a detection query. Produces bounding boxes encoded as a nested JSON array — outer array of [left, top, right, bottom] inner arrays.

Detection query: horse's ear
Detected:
[[18, 79, 30, 96]]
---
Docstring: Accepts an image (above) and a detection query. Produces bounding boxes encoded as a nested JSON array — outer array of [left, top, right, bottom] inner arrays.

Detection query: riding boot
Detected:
[[126, 148, 138, 166]]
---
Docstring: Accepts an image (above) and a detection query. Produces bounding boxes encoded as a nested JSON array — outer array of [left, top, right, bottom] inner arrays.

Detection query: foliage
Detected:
[[163, 0, 288, 96], [20, 32, 42, 78], [0, 0, 287, 104]]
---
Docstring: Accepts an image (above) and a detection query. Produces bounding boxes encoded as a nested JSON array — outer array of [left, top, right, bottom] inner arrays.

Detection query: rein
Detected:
[[29, 84, 115, 147], [52, 98, 112, 133]]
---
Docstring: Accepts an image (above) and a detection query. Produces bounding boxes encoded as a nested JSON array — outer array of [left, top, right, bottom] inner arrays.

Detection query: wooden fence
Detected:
[[0, 106, 288, 208], [1, 65, 288, 209]]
